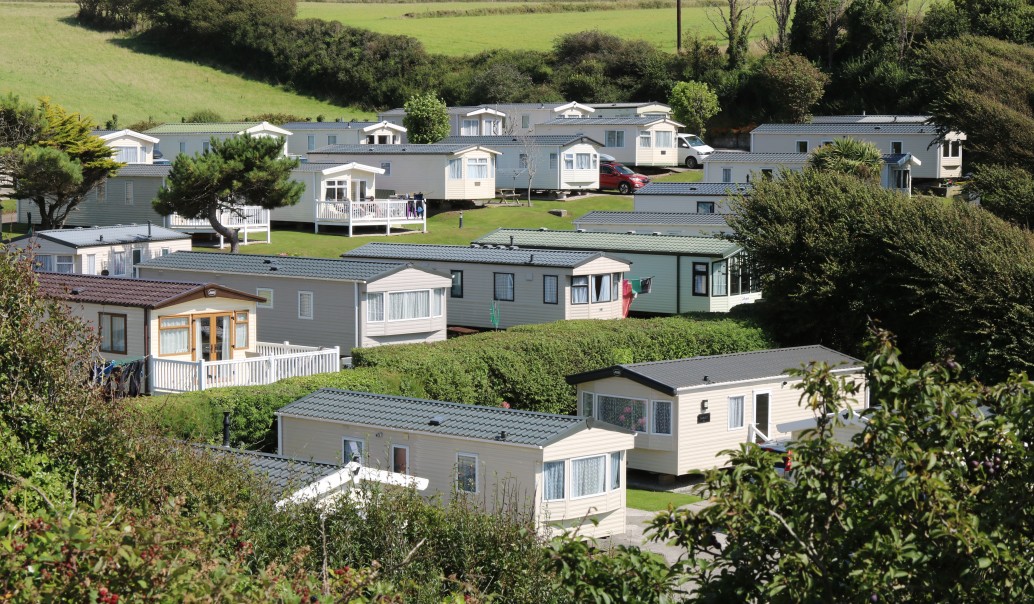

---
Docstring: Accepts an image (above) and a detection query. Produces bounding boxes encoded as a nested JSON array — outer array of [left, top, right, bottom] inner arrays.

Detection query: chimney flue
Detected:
[[222, 411, 231, 447]]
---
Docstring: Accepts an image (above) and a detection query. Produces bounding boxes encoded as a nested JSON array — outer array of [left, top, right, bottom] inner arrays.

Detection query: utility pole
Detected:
[[677, 0, 682, 52]]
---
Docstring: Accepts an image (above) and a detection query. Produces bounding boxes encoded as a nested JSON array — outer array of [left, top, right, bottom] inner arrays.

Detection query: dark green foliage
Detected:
[[650, 333, 1034, 601], [807, 137, 883, 182], [966, 164, 1034, 228], [352, 317, 773, 414], [922, 1, 971, 41], [955, 0, 1034, 42], [917, 36, 1034, 172], [728, 169, 1034, 382], [402, 93, 450, 144], [668, 80, 720, 136], [551, 31, 674, 102], [547, 534, 681, 602], [184, 109, 223, 123], [751, 53, 828, 123]]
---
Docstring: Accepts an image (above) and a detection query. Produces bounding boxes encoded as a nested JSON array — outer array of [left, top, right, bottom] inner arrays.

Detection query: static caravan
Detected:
[[487, 102, 596, 135], [573, 211, 731, 238], [378, 105, 506, 139], [633, 181, 750, 214], [749, 120, 965, 180], [9, 224, 191, 277], [566, 346, 867, 476], [533, 117, 683, 167], [474, 228, 762, 315], [703, 152, 808, 183], [307, 144, 501, 202], [587, 102, 672, 119], [276, 388, 636, 538], [379, 102, 595, 137], [137, 252, 451, 351], [18, 164, 172, 228], [343, 243, 631, 329], [283, 121, 406, 156], [143, 122, 291, 161], [93, 129, 160, 164], [439, 135, 602, 193]]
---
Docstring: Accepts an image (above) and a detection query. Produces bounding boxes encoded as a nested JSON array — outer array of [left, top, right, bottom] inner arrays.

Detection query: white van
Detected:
[[677, 133, 714, 168]]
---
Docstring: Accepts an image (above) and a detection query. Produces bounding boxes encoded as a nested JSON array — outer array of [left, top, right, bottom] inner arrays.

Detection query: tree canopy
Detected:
[[668, 81, 720, 137], [807, 137, 883, 182], [966, 163, 1034, 229], [650, 331, 1034, 601], [402, 93, 450, 144], [153, 135, 303, 253]]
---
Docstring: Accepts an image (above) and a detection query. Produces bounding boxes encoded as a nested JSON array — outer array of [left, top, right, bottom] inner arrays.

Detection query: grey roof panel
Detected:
[[574, 211, 730, 227], [635, 182, 751, 196], [277, 389, 593, 447], [22, 224, 189, 247], [438, 135, 602, 147], [344, 243, 619, 268], [539, 116, 672, 126], [810, 115, 931, 124], [116, 164, 172, 177], [194, 445, 341, 494], [310, 144, 489, 155], [475, 229, 739, 256], [291, 162, 375, 173], [706, 152, 809, 163], [283, 121, 380, 131], [751, 123, 938, 135], [145, 122, 264, 135], [567, 345, 864, 394], [138, 251, 407, 282]]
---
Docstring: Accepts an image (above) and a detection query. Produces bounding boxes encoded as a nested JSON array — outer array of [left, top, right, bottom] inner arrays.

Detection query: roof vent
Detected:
[[269, 266, 278, 271], [576, 229, 587, 233], [70, 288, 82, 295], [652, 232, 662, 236], [689, 186, 697, 191], [539, 227, 548, 231], [496, 430, 507, 441], [703, 375, 709, 382], [510, 245, 519, 250], [470, 243, 481, 248], [874, 126, 882, 130], [626, 230, 636, 235], [509, 235, 515, 246], [429, 415, 445, 426], [98, 235, 104, 242], [528, 253, 535, 263], [263, 259, 273, 264]]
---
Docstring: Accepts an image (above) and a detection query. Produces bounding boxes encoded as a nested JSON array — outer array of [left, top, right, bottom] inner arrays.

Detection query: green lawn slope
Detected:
[[0, 2, 370, 125]]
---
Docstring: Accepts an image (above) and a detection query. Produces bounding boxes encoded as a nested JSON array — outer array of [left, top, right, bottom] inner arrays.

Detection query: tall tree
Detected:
[[709, 0, 760, 69], [764, 0, 794, 53], [965, 163, 1034, 229], [153, 135, 303, 253], [402, 93, 450, 144], [2, 99, 122, 229], [650, 331, 1034, 601], [668, 81, 721, 137], [807, 137, 883, 182], [752, 53, 829, 122]]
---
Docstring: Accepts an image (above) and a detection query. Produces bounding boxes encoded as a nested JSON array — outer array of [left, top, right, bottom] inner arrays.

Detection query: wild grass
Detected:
[[626, 488, 703, 511], [0, 2, 371, 126]]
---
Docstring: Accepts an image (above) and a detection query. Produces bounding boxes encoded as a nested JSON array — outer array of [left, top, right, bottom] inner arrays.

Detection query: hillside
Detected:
[[0, 2, 371, 126]]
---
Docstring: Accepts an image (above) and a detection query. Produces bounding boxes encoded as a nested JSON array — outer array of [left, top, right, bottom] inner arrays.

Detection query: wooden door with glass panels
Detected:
[[193, 313, 232, 362]]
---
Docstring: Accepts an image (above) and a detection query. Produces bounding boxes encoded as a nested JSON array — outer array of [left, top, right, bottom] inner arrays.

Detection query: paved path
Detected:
[[609, 500, 711, 564]]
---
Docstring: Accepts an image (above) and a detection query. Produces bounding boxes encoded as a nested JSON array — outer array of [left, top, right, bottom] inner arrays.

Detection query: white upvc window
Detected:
[[610, 451, 622, 490], [571, 454, 606, 498], [366, 292, 384, 322], [298, 291, 314, 320], [86, 254, 97, 275], [36, 255, 54, 272], [467, 157, 489, 179], [639, 130, 652, 148], [461, 119, 479, 136], [326, 179, 348, 201], [392, 445, 409, 474], [943, 140, 961, 158], [457, 453, 479, 493], [592, 154, 598, 169], [571, 275, 589, 305], [114, 146, 139, 163], [111, 251, 126, 276], [327, 135, 337, 145], [563, 153, 574, 170], [124, 181, 133, 205], [388, 290, 431, 321], [485, 118, 501, 135], [159, 316, 190, 355], [575, 153, 591, 169], [722, 168, 732, 183], [655, 130, 673, 148], [307, 135, 315, 151], [55, 255, 74, 274], [605, 130, 624, 147], [233, 311, 250, 349], [343, 437, 365, 463], [256, 287, 274, 309], [448, 158, 462, 179], [380, 162, 391, 176], [432, 288, 445, 317], [549, 153, 558, 169], [728, 395, 745, 430], [521, 115, 530, 129], [652, 400, 672, 434], [178, 142, 186, 154], [543, 460, 565, 501], [596, 394, 647, 432]]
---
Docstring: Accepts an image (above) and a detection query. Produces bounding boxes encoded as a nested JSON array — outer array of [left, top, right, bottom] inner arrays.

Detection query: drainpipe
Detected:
[[354, 281, 360, 352], [222, 411, 231, 447], [675, 255, 681, 314]]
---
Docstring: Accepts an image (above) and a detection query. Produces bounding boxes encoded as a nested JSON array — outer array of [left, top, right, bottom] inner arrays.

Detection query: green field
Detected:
[[0, 2, 371, 126], [297, 1, 774, 55]]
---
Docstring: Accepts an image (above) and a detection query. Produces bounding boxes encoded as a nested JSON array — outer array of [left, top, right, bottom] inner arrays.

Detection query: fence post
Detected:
[[198, 359, 206, 391], [147, 355, 155, 395], [268, 356, 276, 385]]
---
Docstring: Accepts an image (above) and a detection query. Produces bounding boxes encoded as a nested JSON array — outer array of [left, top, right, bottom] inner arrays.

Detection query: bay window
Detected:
[[655, 131, 673, 148], [388, 290, 430, 320], [610, 451, 622, 490], [591, 274, 611, 303], [639, 131, 651, 148], [576, 153, 591, 169], [563, 153, 574, 170], [571, 276, 589, 304], [432, 288, 444, 317], [543, 461, 565, 501], [572, 455, 606, 498], [467, 157, 489, 179], [114, 146, 139, 163], [159, 316, 190, 355], [366, 293, 384, 322], [448, 158, 462, 179]]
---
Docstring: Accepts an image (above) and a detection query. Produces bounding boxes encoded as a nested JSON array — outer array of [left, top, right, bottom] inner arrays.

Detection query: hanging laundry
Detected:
[[621, 280, 635, 317], [640, 277, 653, 294]]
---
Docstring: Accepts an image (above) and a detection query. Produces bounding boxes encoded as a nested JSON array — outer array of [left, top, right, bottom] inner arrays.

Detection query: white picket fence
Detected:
[[314, 198, 427, 235], [165, 206, 271, 247], [150, 343, 340, 393]]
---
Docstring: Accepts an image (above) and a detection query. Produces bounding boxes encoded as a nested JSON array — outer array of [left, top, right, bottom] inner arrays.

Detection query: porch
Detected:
[[314, 198, 427, 236], [165, 206, 272, 248], [150, 341, 340, 393]]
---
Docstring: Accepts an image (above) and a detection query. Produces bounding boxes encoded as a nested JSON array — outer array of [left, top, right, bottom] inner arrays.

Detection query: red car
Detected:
[[599, 161, 650, 194]]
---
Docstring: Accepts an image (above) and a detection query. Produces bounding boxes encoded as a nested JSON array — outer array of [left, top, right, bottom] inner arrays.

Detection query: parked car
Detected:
[[759, 442, 793, 478], [677, 133, 714, 169], [599, 161, 650, 194]]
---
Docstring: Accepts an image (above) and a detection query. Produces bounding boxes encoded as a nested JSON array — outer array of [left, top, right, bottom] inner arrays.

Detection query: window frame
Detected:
[[387, 289, 433, 321], [456, 452, 479, 494], [721, 167, 732, 183], [450, 270, 464, 298], [543, 275, 559, 305], [591, 274, 612, 303], [158, 315, 190, 356], [467, 157, 489, 179], [655, 130, 673, 148], [110, 251, 126, 276], [571, 275, 589, 305], [493, 272, 515, 302], [692, 262, 709, 296], [711, 259, 728, 297], [696, 201, 715, 214], [796, 140, 809, 153], [891, 141, 903, 154], [366, 292, 384, 323], [392, 444, 410, 475], [605, 130, 625, 148], [55, 255, 74, 274], [563, 153, 574, 170], [307, 135, 315, 151], [124, 181, 133, 205], [342, 437, 366, 463], [298, 290, 315, 320], [256, 287, 274, 309], [594, 393, 648, 433], [233, 311, 249, 349], [542, 460, 566, 501], [448, 158, 462, 179], [610, 451, 622, 490], [651, 400, 673, 435], [638, 130, 652, 148], [728, 395, 745, 430], [380, 162, 391, 176], [98, 312, 128, 354], [571, 454, 608, 499]]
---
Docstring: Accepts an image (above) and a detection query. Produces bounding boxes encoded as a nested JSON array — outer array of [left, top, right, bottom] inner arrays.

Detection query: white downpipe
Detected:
[[353, 282, 360, 352]]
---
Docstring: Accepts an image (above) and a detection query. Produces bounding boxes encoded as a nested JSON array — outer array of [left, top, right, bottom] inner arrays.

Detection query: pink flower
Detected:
[[501, 401, 511, 409]]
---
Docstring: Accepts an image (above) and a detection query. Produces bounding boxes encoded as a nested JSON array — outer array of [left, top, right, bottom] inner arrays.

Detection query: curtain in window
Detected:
[[388, 291, 430, 320], [639, 131, 652, 148], [605, 131, 624, 147], [219, 316, 231, 359], [572, 456, 606, 497], [728, 396, 744, 429], [115, 147, 139, 163], [655, 131, 673, 147], [592, 274, 612, 303], [234, 313, 248, 348], [597, 395, 646, 431], [448, 159, 463, 179], [611, 273, 620, 301], [571, 276, 589, 304], [299, 292, 314, 319], [432, 288, 444, 316], [457, 455, 477, 492], [543, 275, 558, 304], [55, 256, 74, 273], [111, 253, 126, 275], [580, 391, 594, 417], [494, 274, 514, 301], [160, 317, 190, 354], [461, 120, 478, 136], [100, 316, 113, 351], [543, 461, 565, 500], [712, 260, 728, 296], [576, 154, 591, 169], [37, 256, 54, 272], [549, 153, 558, 169], [563, 154, 574, 169], [109, 315, 126, 353], [653, 401, 672, 434], [344, 439, 363, 462], [610, 451, 621, 490], [468, 158, 488, 179]]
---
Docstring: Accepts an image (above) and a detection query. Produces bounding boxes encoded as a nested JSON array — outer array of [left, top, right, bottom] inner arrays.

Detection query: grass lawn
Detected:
[[651, 169, 705, 183], [1, 199, 16, 213], [211, 193, 633, 257], [297, 1, 774, 55], [627, 488, 703, 512], [0, 2, 370, 126]]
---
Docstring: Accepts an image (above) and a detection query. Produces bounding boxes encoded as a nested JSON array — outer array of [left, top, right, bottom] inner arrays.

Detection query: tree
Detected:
[[3, 98, 122, 229], [807, 137, 883, 182], [789, 0, 852, 68], [965, 163, 1034, 228], [402, 93, 450, 144], [763, 0, 794, 53], [668, 81, 720, 137], [708, 0, 760, 69], [153, 135, 303, 253], [752, 53, 828, 123], [727, 169, 1034, 381], [916, 36, 1034, 172], [516, 134, 538, 207], [649, 331, 1034, 601]]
